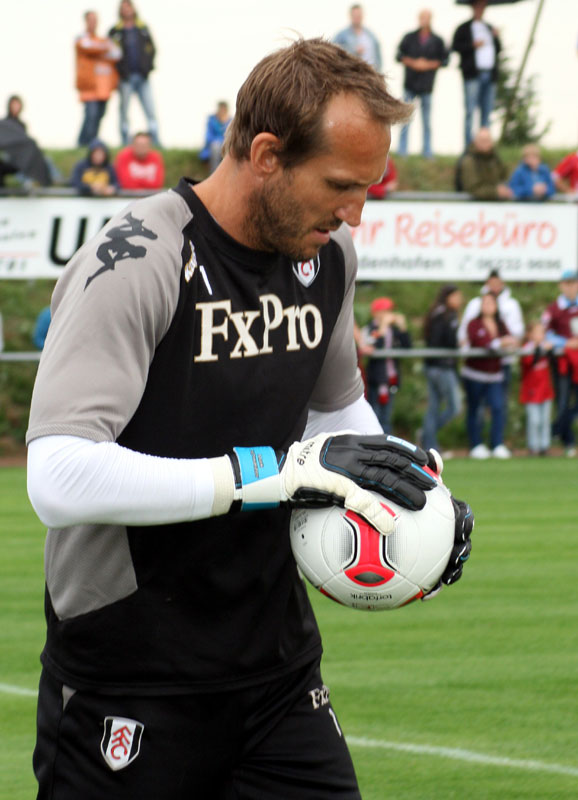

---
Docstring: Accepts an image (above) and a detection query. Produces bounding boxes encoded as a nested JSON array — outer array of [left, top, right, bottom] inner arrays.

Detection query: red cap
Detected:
[[370, 297, 394, 313]]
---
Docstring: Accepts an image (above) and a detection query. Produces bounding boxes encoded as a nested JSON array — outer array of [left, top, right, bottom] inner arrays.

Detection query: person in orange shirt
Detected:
[[75, 10, 120, 147], [114, 131, 165, 190]]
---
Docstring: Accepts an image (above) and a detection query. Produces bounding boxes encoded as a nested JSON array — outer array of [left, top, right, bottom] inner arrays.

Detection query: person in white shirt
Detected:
[[458, 269, 524, 457]]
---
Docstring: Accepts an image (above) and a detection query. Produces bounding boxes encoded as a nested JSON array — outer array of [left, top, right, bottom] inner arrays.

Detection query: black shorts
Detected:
[[33, 660, 361, 799]]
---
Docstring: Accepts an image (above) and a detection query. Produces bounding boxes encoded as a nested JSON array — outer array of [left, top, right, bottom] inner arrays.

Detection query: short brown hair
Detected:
[[225, 38, 412, 168]]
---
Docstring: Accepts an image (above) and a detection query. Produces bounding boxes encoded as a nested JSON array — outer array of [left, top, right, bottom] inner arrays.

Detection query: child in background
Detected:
[[361, 297, 411, 433], [519, 321, 555, 455]]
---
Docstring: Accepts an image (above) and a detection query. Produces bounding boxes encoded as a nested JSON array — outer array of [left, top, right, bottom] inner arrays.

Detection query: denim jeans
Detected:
[[422, 366, 462, 450], [78, 100, 107, 147], [525, 401, 552, 453], [398, 90, 433, 158], [552, 373, 578, 446], [367, 384, 395, 434], [464, 70, 496, 147], [119, 73, 160, 146], [463, 377, 504, 450]]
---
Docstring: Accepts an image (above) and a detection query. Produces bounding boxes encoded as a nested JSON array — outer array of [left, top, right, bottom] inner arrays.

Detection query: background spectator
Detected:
[[452, 0, 501, 149], [519, 321, 555, 456], [552, 147, 578, 194], [508, 143, 556, 201], [6, 95, 25, 129], [333, 4, 382, 70], [33, 307, 51, 350], [70, 139, 119, 196], [0, 95, 55, 187], [115, 131, 164, 190], [200, 101, 232, 174], [541, 269, 578, 456], [396, 9, 449, 160], [459, 267, 524, 439], [461, 292, 518, 459], [75, 10, 120, 147], [109, 0, 160, 147], [366, 156, 398, 199], [361, 297, 411, 434], [458, 127, 513, 200], [421, 284, 463, 457]]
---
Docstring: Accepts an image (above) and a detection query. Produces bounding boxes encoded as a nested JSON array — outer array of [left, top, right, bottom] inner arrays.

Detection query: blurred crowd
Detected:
[[1, 1, 578, 198], [356, 267, 578, 459]]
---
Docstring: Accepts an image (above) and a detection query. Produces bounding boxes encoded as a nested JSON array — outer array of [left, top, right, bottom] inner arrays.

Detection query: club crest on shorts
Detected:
[[292, 256, 320, 287], [101, 717, 144, 771]]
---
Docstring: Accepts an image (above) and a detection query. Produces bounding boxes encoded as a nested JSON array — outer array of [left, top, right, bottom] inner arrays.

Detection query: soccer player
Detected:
[[27, 39, 473, 799]]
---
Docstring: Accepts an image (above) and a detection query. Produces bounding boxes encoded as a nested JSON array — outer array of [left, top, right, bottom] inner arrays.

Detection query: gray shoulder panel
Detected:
[[27, 190, 192, 444], [309, 225, 364, 412]]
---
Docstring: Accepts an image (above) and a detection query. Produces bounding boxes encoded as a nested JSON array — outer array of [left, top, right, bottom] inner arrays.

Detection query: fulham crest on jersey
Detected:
[[293, 256, 320, 287]]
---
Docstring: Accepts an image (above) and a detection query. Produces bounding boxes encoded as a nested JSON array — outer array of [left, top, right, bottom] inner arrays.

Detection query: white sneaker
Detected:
[[566, 447, 577, 458], [492, 444, 512, 459], [470, 444, 490, 459], [441, 450, 455, 461]]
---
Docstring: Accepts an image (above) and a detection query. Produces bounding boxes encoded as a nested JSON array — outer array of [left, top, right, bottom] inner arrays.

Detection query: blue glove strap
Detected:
[[233, 446, 280, 511]]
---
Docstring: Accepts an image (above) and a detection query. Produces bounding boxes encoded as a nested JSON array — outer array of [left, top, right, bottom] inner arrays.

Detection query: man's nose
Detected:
[[334, 194, 366, 228]]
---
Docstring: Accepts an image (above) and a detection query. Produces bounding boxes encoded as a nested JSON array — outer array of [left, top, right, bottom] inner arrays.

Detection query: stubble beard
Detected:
[[246, 179, 327, 263]]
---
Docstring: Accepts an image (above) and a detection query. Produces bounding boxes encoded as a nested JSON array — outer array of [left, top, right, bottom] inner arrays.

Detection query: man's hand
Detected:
[[225, 434, 441, 536], [423, 497, 474, 600]]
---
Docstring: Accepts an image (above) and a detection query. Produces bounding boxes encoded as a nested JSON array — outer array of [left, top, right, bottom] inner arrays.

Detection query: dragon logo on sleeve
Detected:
[[84, 213, 158, 289]]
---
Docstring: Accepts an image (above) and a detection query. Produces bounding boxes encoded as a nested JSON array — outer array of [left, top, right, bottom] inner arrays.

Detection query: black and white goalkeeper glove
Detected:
[[210, 432, 441, 537], [422, 497, 474, 601]]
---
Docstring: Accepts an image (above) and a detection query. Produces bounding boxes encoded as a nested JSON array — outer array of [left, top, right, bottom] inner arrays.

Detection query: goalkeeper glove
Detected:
[[210, 432, 441, 537], [422, 497, 474, 600]]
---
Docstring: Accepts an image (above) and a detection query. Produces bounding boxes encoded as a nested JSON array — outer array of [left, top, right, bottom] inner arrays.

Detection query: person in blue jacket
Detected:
[[508, 144, 556, 201], [200, 101, 232, 174]]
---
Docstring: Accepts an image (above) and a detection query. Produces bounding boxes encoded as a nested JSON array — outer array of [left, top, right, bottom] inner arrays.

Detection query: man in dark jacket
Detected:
[[109, 0, 161, 147], [458, 127, 513, 200], [396, 9, 448, 159], [452, 0, 501, 149]]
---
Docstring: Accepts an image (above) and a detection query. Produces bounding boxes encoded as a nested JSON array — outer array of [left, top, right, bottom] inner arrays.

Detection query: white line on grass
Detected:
[[347, 736, 578, 779], [0, 682, 38, 698]]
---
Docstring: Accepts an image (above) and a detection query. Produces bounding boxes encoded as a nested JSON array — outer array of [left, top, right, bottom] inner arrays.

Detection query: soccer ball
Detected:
[[290, 482, 456, 611]]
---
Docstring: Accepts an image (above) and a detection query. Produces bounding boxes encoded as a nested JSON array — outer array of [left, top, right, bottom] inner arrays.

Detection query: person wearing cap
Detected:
[[541, 269, 578, 456], [422, 284, 463, 456], [458, 268, 524, 455], [360, 297, 411, 433]]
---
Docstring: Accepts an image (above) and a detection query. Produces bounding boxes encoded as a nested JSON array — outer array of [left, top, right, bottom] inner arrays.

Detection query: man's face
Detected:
[[561, 280, 578, 302], [473, 1, 487, 18], [86, 11, 98, 33], [120, 1, 135, 21], [132, 135, 151, 160], [246, 94, 390, 262], [350, 7, 363, 28], [487, 276, 504, 296], [474, 129, 493, 153]]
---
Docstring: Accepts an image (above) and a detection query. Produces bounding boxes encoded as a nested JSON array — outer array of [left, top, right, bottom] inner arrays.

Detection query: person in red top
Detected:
[[519, 321, 555, 455], [541, 269, 578, 455], [460, 292, 519, 459], [552, 150, 578, 194], [366, 156, 398, 198], [114, 131, 165, 190]]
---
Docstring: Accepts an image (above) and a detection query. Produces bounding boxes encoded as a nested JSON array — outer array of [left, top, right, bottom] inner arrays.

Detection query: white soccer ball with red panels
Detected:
[[290, 479, 455, 611]]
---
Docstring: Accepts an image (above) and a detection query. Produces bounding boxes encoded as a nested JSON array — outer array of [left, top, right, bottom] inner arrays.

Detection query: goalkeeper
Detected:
[[27, 38, 472, 800]]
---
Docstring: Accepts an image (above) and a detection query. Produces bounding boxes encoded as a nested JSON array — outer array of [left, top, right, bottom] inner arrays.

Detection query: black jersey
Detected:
[[27, 179, 363, 693]]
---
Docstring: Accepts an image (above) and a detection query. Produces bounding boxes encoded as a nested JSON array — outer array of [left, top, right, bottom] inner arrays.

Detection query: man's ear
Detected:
[[250, 133, 283, 177]]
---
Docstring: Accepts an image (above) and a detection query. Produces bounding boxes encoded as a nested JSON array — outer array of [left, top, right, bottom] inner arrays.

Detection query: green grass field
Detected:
[[2, 459, 578, 799]]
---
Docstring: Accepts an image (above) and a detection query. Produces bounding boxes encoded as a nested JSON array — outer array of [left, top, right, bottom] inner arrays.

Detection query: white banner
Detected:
[[0, 197, 130, 279], [351, 200, 578, 282], [0, 195, 576, 281]]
